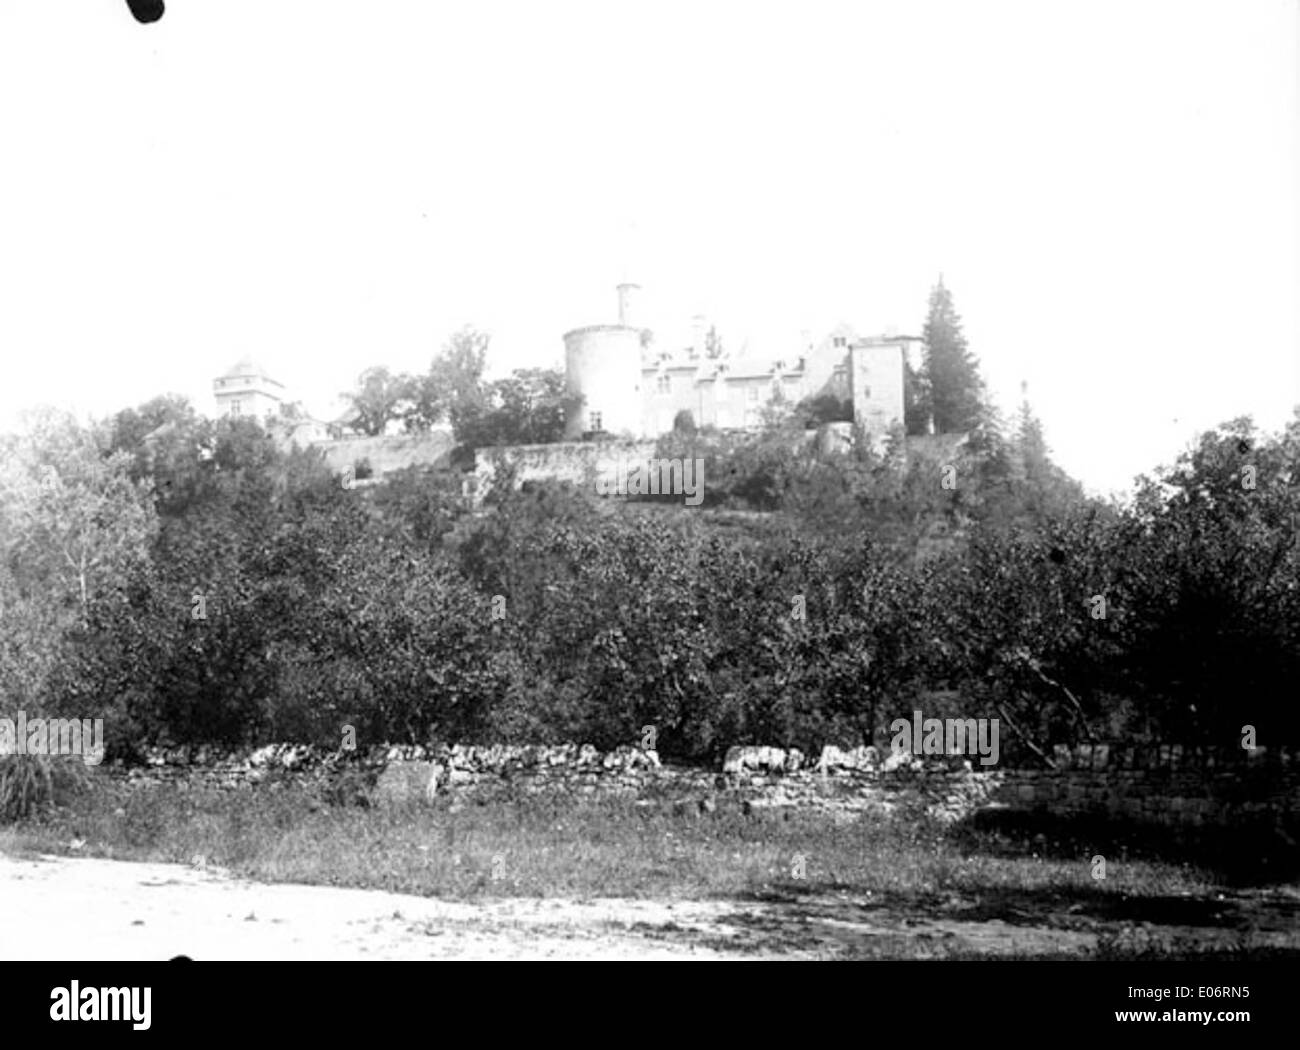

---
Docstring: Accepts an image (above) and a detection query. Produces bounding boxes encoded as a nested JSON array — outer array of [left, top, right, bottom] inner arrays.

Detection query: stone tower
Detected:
[[213, 357, 284, 420], [562, 285, 646, 439], [848, 336, 914, 447]]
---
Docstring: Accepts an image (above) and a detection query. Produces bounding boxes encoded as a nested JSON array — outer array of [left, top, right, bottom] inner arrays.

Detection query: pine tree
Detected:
[[903, 356, 932, 435], [1009, 383, 1084, 519], [922, 277, 987, 434], [704, 325, 726, 360], [1013, 384, 1049, 479]]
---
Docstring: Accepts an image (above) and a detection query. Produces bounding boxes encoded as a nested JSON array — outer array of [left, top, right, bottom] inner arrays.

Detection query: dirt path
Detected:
[[2, 853, 1294, 960], [1, 853, 741, 960]]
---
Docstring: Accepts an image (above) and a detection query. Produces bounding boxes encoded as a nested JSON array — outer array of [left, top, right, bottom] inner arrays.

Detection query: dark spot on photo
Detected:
[[126, 0, 165, 24]]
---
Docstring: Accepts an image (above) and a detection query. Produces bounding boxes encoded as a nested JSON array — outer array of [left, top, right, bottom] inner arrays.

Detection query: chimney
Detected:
[[690, 314, 707, 359], [617, 283, 640, 328]]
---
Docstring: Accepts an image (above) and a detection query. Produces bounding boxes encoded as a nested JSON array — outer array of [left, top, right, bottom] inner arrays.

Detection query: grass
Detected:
[[1, 770, 1296, 959], [0, 754, 94, 822]]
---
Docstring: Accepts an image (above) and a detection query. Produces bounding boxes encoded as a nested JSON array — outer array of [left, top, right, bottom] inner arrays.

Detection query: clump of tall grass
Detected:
[[0, 754, 93, 822]]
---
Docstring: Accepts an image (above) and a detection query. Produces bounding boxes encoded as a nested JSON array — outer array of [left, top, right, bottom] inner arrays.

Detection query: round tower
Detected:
[[563, 285, 646, 439]]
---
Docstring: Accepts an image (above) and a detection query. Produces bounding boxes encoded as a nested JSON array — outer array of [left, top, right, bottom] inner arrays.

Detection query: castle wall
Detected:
[[310, 432, 456, 476], [633, 328, 870, 435], [474, 438, 660, 494]]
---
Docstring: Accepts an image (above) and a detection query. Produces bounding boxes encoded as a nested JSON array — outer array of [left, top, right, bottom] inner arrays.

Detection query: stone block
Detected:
[[373, 760, 441, 805], [723, 745, 787, 775]]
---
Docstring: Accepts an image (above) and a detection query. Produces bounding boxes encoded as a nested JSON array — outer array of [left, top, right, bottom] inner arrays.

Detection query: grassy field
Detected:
[[2, 770, 1297, 959]]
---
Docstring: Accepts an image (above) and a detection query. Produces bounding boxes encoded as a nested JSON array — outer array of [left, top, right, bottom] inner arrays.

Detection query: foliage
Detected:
[[0, 410, 158, 714], [903, 354, 931, 435], [704, 325, 726, 360], [340, 366, 410, 437], [672, 409, 697, 435], [919, 277, 989, 434], [402, 326, 492, 435], [4, 387, 1296, 763], [795, 393, 853, 427], [0, 753, 92, 823], [454, 367, 569, 449]]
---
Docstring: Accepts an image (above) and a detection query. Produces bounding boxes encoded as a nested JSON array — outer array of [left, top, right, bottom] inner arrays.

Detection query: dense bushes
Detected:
[[5, 401, 1297, 765]]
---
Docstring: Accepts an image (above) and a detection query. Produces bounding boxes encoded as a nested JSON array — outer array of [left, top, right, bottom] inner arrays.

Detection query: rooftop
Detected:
[[216, 357, 284, 387]]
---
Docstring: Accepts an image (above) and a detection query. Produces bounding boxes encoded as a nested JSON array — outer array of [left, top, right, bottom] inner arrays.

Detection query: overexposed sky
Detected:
[[0, 1, 1295, 495]]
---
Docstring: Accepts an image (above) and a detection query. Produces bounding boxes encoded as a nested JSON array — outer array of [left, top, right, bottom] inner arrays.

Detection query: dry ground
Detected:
[[3, 851, 1297, 961], [3, 775, 1298, 960]]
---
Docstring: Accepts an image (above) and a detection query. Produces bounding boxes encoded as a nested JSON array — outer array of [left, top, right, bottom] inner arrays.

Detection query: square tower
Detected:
[[849, 338, 910, 442], [213, 357, 285, 420]]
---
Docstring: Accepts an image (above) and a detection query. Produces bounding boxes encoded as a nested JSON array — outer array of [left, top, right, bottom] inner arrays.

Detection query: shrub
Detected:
[[0, 754, 93, 823]]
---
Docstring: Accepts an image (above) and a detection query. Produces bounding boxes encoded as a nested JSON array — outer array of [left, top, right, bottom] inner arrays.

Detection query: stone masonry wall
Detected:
[[101, 741, 1299, 828], [472, 439, 659, 496]]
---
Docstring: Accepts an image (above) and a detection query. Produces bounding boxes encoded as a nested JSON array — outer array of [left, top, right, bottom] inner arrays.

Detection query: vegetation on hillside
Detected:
[[2, 392, 1296, 768]]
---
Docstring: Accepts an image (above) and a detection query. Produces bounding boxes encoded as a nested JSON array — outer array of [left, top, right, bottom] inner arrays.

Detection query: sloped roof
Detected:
[[217, 357, 283, 386]]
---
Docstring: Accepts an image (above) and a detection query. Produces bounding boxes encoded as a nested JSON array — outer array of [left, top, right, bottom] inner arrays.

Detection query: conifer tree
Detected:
[[903, 356, 932, 435], [1009, 382, 1084, 518], [1014, 384, 1050, 479], [921, 277, 987, 434]]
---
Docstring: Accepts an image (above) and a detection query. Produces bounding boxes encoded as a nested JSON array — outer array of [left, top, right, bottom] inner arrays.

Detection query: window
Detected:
[[746, 386, 759, 403], [656, 375, 671, 394], [589, 411, 602, 432], [229, 400, 242, 416], [833, 335, 847, 348]]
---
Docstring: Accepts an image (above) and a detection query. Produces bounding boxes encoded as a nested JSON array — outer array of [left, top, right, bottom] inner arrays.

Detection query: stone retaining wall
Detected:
[[101, 741, 1299, 828], [725, 742, 1300, 826]]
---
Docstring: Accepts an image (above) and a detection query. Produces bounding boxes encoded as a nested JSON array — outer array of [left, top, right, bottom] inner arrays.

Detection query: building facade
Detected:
[[213, 357, 285, 421], [212, 285, 918, 457], [564, 284, 919, 440]]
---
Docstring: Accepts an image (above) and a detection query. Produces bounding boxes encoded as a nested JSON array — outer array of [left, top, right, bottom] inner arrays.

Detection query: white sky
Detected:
[[0, 1, 1295, 496]]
